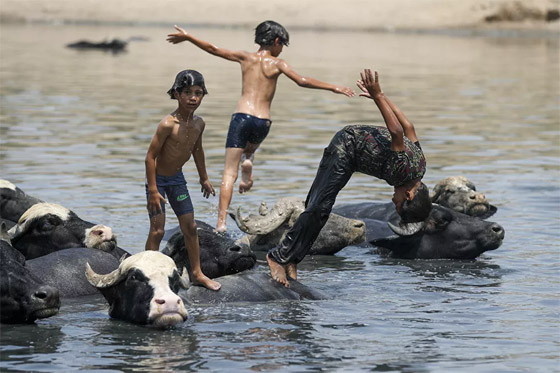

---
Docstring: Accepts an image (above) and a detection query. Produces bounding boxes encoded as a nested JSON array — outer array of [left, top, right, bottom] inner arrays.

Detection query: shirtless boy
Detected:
[[145, 69, 220, 291], [167, 20, 355, 232]]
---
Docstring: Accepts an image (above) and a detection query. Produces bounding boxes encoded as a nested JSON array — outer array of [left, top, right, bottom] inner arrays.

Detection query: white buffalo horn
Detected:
[[85, 263, 123, 288], [388, 221, 424, 237]]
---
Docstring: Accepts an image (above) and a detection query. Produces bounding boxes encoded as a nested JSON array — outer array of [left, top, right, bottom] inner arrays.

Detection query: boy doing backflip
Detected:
[[267, 69, 432, 287], [167, 20, 355, 232], [145, 70, 220, 291]]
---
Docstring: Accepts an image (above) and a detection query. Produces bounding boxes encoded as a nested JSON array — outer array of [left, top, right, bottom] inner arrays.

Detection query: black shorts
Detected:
[[145, 171, 194, 217], [225, 113, 272, 148]]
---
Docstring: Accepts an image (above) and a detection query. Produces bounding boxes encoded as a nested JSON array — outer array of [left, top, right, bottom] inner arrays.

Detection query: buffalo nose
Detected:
[[354, 220, 365, 228], [491, 223, 505, 239], [229, 245, 241, 252], [33, 285, 60, 306], [155, 298, 165, 305]]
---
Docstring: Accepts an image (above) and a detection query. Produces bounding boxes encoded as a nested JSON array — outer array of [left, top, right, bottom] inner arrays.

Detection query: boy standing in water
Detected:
[[167, 20, 355, 232], [145, 70, 220, 291]]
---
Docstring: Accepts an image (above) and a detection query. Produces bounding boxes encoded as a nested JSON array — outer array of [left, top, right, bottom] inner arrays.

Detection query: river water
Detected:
[[0, 23, 559, 372]]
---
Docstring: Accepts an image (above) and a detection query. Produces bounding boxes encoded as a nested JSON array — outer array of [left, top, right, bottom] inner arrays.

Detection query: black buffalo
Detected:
[[0, 230, 60, 323], [27, 248, 122, 298], [66, 38, 127, 53], [335, 203, 505, 259], [0, 179, 42, 228], [180, 270, 326, 305], [162, 220, 257, 279]]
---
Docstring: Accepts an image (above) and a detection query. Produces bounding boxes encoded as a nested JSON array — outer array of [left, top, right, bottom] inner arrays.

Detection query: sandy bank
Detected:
[[1, 0, 558, 35]]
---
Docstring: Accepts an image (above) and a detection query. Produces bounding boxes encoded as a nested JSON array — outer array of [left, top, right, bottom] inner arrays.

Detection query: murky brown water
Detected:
[[1, 23, 559, 372]]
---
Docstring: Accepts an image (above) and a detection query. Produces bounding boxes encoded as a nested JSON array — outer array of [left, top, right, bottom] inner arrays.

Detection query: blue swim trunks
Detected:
[[225, 113, 272, 148], [145, 171, 194, 217]]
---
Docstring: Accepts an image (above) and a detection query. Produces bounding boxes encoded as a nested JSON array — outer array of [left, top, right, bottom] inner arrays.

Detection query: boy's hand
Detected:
[[147, 191, 167, 216], [167, 25, 189, 44], [357, 69, 383, 100], [334, 86, 355, 97], [200, 179, 215, 199]]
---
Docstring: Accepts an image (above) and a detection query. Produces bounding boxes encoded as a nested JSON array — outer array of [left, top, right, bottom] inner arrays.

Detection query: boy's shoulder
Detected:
[[160, 114, 178, 128]]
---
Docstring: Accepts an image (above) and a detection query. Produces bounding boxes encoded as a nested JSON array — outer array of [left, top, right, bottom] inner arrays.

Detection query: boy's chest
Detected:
[[169, 124, 201, 147]]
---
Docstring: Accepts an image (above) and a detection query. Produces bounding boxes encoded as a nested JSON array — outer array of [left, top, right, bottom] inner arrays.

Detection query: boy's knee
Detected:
[[148, 227, 165, 240], [181, 220, 197, 237]]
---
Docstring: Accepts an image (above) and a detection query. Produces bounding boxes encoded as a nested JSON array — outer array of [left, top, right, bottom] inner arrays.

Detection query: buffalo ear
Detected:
[[424, 208, 452, 232]]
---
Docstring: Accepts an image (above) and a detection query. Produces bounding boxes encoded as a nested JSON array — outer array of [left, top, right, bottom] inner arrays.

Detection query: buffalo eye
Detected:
[[37, 216, 62, 231]]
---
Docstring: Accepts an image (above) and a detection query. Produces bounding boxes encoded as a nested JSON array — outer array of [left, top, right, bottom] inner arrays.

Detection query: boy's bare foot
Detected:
[[192, 274, 221, 291], [267, 254, 289, 287], [214, 224, 227, 233], [239, 158, 254, 193], [286, 263, 297, 280]]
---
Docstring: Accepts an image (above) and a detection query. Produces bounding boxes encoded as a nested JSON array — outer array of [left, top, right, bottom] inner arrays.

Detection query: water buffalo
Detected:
[[8, 202, 127, 260], [0, 179, 42, 228], [66, 38, 127, 53], [229, 197, 366, 255], [85, 251, 189, 327], [358, 204, 505, 259], [162, 220, 257, 279], [430, 176, 497, 218], [27, 248, 122, 298], [0, 228, 60, 323], [180, 270, 326, 305]]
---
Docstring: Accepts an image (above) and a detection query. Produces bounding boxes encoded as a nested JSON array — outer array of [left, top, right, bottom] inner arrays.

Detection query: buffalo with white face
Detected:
[[8, 202, 125, 260], [86, 251, 189, 327], [431, 176, 497, 218], [230, 197, 366, 255], [0, 228, 60, 323]]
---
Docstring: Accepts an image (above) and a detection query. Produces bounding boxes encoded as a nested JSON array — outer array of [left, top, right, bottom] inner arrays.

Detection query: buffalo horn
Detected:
[[388, 221, 424, 236], [233, 205, 291, 235], [85, 263, 123, 288], [179, 267, 190, 289]]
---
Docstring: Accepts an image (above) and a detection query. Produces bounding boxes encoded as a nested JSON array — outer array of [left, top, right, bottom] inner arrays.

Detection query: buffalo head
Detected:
[[231, 197, 366, 255], [371, 204, 505, 259], [162, 220, 256, 278], [85, 251, 189, 327], [431, 176, 497, 218], [0, 224, 60, 323], [8, 202, 118, 259]]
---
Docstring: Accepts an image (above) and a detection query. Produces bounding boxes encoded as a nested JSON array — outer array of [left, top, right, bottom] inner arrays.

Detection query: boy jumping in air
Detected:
[[267, 69, 432, 287], [145, 69, 221, 291], [167, 20, 355, 232]]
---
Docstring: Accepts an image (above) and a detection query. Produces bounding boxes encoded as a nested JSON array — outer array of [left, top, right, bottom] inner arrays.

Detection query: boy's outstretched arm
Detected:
[[357, 69, 404, 151], [383, 96, 418, 144], [278, 60, 354, 97], [192, 132, 215, 199], [167, 25, 247, 62]]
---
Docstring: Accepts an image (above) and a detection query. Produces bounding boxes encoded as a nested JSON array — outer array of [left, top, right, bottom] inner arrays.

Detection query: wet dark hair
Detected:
[[255, 20, 289, 47], [399, 182, 432, 223], [167, 70, 208, 99]]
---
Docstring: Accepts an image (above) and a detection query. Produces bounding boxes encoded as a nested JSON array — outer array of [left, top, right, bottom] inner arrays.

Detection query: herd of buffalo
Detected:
[[0, 176, 504, 327]]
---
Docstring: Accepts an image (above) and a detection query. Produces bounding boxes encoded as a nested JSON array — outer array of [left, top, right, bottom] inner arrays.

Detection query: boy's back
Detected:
[[236, 52, 282, 119]]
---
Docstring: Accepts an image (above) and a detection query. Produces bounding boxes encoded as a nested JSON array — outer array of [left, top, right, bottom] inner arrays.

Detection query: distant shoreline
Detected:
[[1, 0, 558, 38]]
